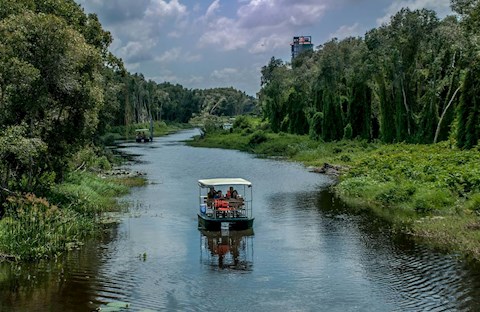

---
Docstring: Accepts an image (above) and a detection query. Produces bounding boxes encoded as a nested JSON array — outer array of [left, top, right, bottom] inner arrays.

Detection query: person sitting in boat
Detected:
[[214, 190, 223, 199], [226, 186, 238, 199], [207, 187, 216, 199]]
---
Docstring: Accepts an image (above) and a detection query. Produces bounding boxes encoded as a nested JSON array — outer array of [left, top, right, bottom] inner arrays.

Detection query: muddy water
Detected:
[[1, 129, 480, 311]]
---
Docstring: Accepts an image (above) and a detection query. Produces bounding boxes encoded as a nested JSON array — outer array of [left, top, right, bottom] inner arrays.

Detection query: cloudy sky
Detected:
[[76, 0, 453, 96]]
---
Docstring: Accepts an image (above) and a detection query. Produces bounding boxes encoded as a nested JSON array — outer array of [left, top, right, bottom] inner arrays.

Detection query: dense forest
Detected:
[[259, 1, 480, 149], [0, 0, 256, 201]]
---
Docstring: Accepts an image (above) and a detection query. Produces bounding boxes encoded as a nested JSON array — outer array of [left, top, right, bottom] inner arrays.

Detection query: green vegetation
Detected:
[[258, 3, 480, 149], [0, 172, 130, 260], [190, 119, 480, 260], [0, 1, 255, 260]]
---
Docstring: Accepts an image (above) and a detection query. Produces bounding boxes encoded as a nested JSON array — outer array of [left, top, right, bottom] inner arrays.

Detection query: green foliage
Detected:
[[195, 87, 258, 117], [343, 123, 353, 140], [0, 171, 129, 260], [248, 131, 268, 146], [52, 172, 128, 216], [336, 176, 379, 199], [233, 115, 252, 130], [0, 193, 92, 260], [457, 61, 480, 149], [412, 188, 455, 214], [375, 183, 417, 205], [68, 146, 112, 172], [465, 193, 480, 214], [0, 124, 52, 194], [257, 7, 471, 147], [259, 57, 292, 133], [0, 10, 105, 180], [309, 112, 323, 140]]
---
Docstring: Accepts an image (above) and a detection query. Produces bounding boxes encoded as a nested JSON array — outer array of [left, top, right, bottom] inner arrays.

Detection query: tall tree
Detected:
[[452, 0, 480, 148], [0, 11, 104, 179]]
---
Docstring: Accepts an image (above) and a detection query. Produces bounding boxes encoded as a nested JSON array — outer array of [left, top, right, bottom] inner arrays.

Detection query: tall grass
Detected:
[[0, 172, 130, 260]]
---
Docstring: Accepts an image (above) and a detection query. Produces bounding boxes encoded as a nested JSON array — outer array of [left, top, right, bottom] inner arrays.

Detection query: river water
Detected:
[[1, 129, 480, 311]]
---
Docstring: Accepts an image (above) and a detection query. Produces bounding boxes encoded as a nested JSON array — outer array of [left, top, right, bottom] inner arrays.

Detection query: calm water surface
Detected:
[[1, 129, 480, 311]]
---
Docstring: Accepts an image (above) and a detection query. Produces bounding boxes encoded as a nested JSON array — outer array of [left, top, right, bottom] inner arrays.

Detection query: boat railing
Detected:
[[200, 196, 252, 219]]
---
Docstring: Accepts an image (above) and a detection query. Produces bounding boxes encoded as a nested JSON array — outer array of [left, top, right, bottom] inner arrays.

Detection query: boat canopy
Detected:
[[198, 178, 252, 188]]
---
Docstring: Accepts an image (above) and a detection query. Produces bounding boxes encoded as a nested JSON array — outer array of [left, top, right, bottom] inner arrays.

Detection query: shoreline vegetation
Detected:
[[0, 123, 184, 261], [188, 117, 480, 261]]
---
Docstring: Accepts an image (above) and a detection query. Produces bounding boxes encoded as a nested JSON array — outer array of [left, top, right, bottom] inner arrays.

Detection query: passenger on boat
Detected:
[[207, 187, 216, 199], [226, 186, 238, 199], [214, 190, 223, 199]]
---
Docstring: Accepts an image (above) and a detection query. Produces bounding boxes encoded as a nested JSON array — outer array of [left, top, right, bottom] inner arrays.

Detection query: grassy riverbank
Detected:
[[189, 120, 480, 260], [0, 172, 141, 261], [0, 122, 190, 261]]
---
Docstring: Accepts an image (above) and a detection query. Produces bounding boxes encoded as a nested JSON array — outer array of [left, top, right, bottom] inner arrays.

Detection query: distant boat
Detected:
[[135, 128, 151, 143], [197, 178, 254, 231]]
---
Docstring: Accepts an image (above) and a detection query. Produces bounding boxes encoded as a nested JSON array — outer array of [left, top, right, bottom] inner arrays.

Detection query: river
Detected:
[[1, 129, 480, 311]]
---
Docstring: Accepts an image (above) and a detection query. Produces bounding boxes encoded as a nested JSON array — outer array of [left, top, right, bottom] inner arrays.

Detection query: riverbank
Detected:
[[0, 171, 145, 261], [0, 123, 184, 261], [188, 128, 480, 261]]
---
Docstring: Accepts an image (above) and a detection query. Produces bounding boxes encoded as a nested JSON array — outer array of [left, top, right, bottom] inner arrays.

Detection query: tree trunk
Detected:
[[434, 86, 461, 143], [401, 78, 411, 136]]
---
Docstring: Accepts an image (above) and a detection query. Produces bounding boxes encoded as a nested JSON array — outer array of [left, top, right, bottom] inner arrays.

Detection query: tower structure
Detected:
[[291, 36, 313, 60]]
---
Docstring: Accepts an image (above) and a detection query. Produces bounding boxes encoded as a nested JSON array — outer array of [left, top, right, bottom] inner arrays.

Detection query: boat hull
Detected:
[[198, 214, 254, 231]]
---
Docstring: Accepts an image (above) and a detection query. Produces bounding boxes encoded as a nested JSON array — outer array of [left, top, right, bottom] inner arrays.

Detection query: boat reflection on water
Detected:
[[200, 229, 254, 271]]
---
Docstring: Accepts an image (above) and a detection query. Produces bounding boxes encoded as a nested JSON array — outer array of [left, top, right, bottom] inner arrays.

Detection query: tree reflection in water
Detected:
[[200, 229, 254, 271]]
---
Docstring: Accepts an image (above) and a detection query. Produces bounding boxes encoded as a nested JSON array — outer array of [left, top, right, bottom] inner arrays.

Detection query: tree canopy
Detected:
[[258, 6, 479, 149]]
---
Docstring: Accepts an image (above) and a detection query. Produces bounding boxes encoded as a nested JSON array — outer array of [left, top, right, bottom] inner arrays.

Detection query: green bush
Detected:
[[465, 193, 480, 214], [413, 188, 455, 214], [249, 131, 268, 146], [233, 115, 251, 130], [68, 146, 112, 172], [100, 133, 117, 146], [375, 183, 417, 205], [242, 128, 254, 136], [336, 176, 378, 199]]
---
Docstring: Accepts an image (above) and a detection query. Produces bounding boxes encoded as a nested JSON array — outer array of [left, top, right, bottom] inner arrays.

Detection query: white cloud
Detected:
[[377, 0, 452, 25], [329, 23, 362, 40], [145, 0, 188, 18], [211, 67, 239, 80], [155, 48, 182, 63], [198, 0, 328, 53], [237, 0, 327, 29], [154, 48, 202, 63], [198, 16, 249, 50], [205, 0, 221, 19], [117, 40, 155, 63], [185, 52, 202, 62]]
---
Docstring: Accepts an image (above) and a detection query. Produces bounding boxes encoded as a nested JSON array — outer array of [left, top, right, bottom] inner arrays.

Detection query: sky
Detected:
[[75, 0, 453, 96]]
